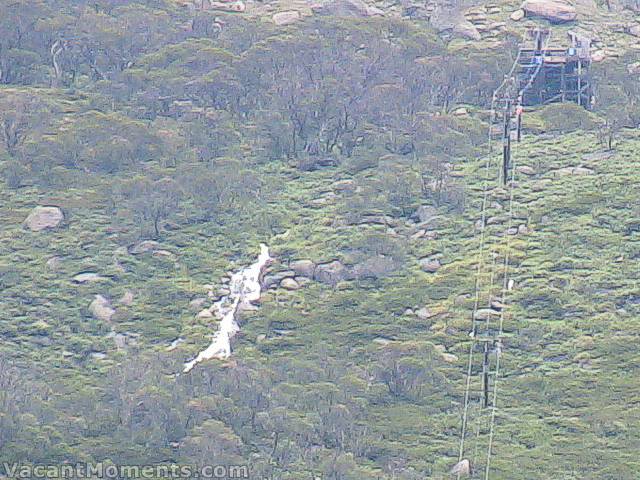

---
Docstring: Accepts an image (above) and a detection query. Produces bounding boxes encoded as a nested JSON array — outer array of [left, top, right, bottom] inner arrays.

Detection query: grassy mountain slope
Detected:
[[1, 0, 640, 478]]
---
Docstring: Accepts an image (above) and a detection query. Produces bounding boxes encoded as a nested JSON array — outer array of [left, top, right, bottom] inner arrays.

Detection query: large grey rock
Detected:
[[419, 257, 441, 273], [553, 166, 594, 176], [333, 179, 356, 193], [73, 272, 105, 284], [273, 10, 301, 25], [129, 240, 161, 254], [451, 459, 471, 476], [441, 352, 458, 363], [510, 8, 526, 20], [517, 165, 536, 175], [89, 295, 115, 322], [413, 205, 438, 223], [474, 308, 501, 320], [416, 307, 436, 319], [196, 308, 213, 319], [454, 21, 481, 40], [190, 297, 208, 310], [262, 270, 296, 289], [314, 260, 351, 285], [522, 0, 577, 23], [280, 278, 300, 290], [312, 0, 384, 17], [351, 256, 397, 279], [24, 206, 64, 231], [46, 256, 63, 271], [290, 259, 316, 278]]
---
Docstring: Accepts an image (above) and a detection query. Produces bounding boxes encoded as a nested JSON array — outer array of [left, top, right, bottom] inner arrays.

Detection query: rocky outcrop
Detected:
[[453, 21, 481, 40], [290, 259, 316, 278], [333, 179, 357, 193], [517, 165, 536, 176], [190, 297, 208, 310], [273, 11, 301, 25], [416, 307, 436, 319], [24, 206, 64, 232], [280, 278, 300, 290], [129, 240, 161, 254], [196, 308, 214, 319], [441, 352, 458, 363], [510, 8, 526, 20], [553, 166, 594, 176], [451, 459, 471, 476], [263, 270, 297, 289], [205, 0, 245, 12], [521, 0, 577, 23], [73, 272, 106, 284], [474, 308, 500, 321], [46, 256, 63, 271], [351, 256, 397, 280], [413, 205, 438, 223], [314, 260, 351, 285], [312, 0, 384, 17], [89, 295, 115, 322], [419, 257, 442, 273]]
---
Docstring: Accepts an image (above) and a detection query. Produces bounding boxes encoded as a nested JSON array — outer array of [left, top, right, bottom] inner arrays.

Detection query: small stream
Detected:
[[183, 244, 272, 373]]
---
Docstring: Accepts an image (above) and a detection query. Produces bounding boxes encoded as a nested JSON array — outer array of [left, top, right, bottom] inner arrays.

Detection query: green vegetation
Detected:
[[1, 0, 640, 478]]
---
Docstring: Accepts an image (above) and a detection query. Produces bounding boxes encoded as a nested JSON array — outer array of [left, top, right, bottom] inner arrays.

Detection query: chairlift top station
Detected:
[[516, 27, 593, 108]]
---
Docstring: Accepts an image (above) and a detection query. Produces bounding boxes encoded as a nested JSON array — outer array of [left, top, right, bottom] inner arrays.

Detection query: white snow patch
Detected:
[[183, 244, 271, 373]]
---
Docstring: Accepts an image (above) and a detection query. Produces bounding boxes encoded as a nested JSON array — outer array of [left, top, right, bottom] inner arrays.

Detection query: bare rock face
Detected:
[[314, 260, 351, 285], [413, 205, 438, 223], [46, 256, 63, 271], [129, 240, 161, 255], [290, 259, 316, 278], [89, 295, 115, 322], [451, 459, 471, 476], [454, 21, 481, 40], [24, 206, 64, 232], [474, 308, 501, 320], [416, 307, 436, 320], [510, 8, 526, 20], [521, 0, 577, 23], [190, 297, 208, 310], [517, 165, 536, 175], [273, 10, 301, 25], [419, 257, 441, 273], [352, 256, 397, 280], [73, 272, 105, 284], [204, 0, 245, 12], [196, 308, 214, 319], [312, 0, 384, 17], [553, 166, 594, 176], [441, 352, 459, 363], [280, 278, 300, 290]]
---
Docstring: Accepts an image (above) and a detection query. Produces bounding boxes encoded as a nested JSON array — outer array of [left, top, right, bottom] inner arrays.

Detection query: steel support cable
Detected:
[[457, 35, 537, 477], [484, 143, 518, 480], [457, 78, 509, 480], [457, 117, 494, 477], [471, 247, 499, 473], [483, 35, 549, 479]]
